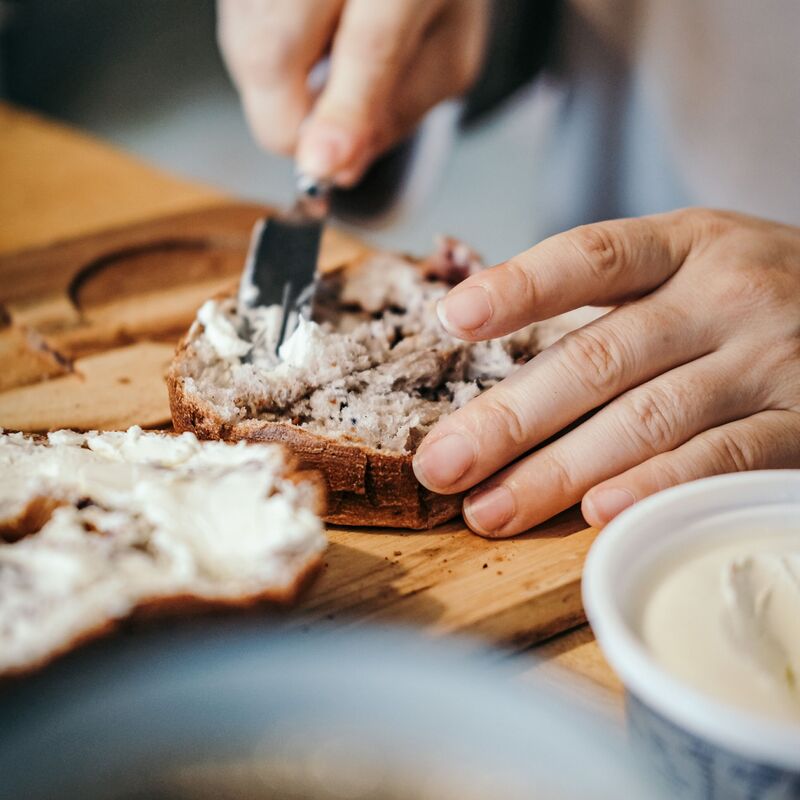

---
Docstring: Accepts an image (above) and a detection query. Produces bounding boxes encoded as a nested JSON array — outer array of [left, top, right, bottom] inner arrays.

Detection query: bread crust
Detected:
[[167, 361, 463, 530], [0, 555, 323, 681]]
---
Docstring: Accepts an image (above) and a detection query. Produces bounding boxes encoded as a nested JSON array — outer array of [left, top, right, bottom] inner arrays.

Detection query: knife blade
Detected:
[[238, 175, 332, 354]]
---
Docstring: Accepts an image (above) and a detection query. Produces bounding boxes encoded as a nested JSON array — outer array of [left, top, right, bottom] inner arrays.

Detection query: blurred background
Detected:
[[0, 0, 563, 262]]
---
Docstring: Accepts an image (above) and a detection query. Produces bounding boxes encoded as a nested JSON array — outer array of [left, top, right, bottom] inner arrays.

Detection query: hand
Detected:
[[412, 209, 800, 536], [217, 0, 488, 185]]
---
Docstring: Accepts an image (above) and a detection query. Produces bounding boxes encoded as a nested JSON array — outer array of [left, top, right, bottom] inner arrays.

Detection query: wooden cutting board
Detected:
[[0, 201, 597, 649]]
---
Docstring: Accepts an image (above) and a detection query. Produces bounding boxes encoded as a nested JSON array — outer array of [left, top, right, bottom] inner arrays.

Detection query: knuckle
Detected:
[[713, 263, 790, 313], [649, 453, 689, 492], [737, 337, 800, 412], [540, 452, 577, 501], [706, 428, 758, 472], [502, 257, 539, 309], [622, 385, 683, 452], [559, 328, 624, 394], [685, 207, 738, 238], [480, 394, 530, 449], [229, 33, 299, 82], [254, 40, 296, 77], [770, 337, 800, 379], [344, 22, 401, 66], [712, 269, 755, 310], [567, 223, 626, 281]]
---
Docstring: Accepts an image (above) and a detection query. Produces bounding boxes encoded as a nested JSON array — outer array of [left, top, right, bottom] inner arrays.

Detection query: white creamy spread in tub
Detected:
[[641, 534, 800, 723]]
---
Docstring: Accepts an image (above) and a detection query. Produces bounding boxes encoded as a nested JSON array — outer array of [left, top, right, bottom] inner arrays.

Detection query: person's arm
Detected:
[[217, 0, 489, 185], [412, 209, 800, 536]]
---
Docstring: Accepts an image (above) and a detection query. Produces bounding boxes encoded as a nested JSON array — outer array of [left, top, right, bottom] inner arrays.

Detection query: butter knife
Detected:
[[238, 174, 332, 353]]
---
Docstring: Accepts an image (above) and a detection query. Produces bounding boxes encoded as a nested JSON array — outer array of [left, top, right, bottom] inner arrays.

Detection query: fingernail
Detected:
[[584, 488, 635, 525], [464, 486, 515, 534], [413, 433, 475, 490], [437, 286, 492, 334], [298, 121, 356, 178]]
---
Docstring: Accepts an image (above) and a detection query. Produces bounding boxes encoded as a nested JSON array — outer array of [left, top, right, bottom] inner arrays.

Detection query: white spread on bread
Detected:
[[196, 299, 252, 360], [175, 248, 600, 453], [0, 427, 326, 676], [276, 316, 348, 374], [641, 535, 800, 723]]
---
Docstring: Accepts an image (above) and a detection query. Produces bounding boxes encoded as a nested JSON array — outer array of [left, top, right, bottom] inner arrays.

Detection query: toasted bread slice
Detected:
[[0, 427, 326, 677], [168, 387, 463, 528], [168, 239, 600, 528]]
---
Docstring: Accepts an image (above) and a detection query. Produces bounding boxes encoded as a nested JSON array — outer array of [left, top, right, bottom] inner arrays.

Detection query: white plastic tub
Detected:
[[583, 471, 800, 799]]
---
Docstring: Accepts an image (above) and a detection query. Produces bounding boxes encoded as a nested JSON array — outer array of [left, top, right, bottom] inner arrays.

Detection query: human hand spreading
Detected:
[[412, 209, 800, 536], [218, 0, 488, 185]]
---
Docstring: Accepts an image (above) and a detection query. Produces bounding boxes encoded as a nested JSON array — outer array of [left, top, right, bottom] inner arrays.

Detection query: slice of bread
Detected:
[[0, 426, 326, 677], [168, 239, 599, 528]]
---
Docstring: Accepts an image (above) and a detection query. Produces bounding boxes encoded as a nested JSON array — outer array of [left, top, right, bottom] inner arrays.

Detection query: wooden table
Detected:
[[0, 102, 622, 710]]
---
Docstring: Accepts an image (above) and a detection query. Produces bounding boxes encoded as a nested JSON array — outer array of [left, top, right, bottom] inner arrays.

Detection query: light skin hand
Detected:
[[218, 0, 489, 185], [218, 0, 343, 156], [412, 209, 800, 536]]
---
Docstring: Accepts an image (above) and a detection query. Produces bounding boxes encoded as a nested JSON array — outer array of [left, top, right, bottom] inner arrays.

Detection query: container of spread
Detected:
[[583, 471, 800, 800]]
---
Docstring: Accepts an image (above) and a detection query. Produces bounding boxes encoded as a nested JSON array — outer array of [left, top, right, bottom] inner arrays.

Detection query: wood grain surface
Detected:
[[0, 102, 619, 694]]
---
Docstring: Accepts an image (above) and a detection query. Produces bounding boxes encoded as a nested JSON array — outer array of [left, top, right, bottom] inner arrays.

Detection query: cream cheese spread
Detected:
[[277, 317, 329, 370], [641, 535, 800, 723], [0, 426, 324, 571], [0, 427, 326, 675], [197, 299, 252, 360]]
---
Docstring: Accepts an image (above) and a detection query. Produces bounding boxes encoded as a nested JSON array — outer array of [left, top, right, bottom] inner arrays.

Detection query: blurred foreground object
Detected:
[[0, 624, 658, 800]]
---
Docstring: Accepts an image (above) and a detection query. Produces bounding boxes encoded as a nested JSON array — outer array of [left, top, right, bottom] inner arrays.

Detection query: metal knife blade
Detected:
[[238, 175, 331, 353]]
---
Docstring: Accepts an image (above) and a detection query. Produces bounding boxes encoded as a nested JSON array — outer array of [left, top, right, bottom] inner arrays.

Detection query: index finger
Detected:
[[437, 211, 694, 341], [298, 0, 444, 179]]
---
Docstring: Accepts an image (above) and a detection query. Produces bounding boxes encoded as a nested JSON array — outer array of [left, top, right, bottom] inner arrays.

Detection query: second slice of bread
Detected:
[[0, 427, 326, 676]]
